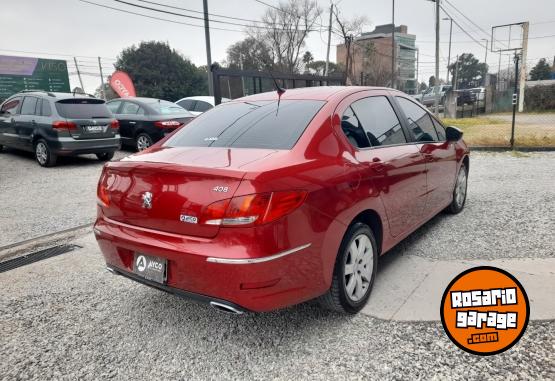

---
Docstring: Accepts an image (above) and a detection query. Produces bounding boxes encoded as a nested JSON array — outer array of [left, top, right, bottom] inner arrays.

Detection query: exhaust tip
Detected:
[[106, 266, 118, 275], [210, 301, 244, 315]]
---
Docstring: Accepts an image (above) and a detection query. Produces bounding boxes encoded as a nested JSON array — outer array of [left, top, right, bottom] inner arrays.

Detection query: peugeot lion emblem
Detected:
[[142, 192, 153, 209]]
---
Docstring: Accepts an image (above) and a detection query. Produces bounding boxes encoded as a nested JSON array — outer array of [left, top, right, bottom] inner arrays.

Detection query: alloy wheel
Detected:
[[136, 135, 152, 151], [455, 167, 467, 209], [36, 142, 48, 165], [344, 233, 374, 302]]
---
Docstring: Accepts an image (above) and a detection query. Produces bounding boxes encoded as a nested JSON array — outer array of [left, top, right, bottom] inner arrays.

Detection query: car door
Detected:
[[15, 96, 39, 149], [339, 92, 427, 238], [0, 96, 23, 148], [117, 101, 140, 141], [395, 96, 457, 216]]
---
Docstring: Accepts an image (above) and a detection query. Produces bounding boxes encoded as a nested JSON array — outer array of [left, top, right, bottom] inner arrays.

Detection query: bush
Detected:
[[524, 84, 555, 111]]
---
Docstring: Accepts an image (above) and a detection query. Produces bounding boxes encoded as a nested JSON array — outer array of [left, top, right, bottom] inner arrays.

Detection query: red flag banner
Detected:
[[110, 71, 136, 98]]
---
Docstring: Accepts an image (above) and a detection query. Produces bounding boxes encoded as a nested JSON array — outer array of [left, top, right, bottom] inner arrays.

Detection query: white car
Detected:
[[175, 96, 230, 116]]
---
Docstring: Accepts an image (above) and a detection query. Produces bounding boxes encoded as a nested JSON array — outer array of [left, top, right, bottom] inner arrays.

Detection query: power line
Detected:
[[78, 0, 244, 32], [0, 48, 116, 61]]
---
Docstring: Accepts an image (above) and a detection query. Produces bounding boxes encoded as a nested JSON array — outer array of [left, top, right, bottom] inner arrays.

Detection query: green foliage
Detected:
[[306, 60, 339, 75], [115, 41, 207, 101], [525, 84, 555, 111], [226, 37, 274, 71], [302, 51, 314, 65], [448, 53, 487, 89], [529, 58, 552, 81]]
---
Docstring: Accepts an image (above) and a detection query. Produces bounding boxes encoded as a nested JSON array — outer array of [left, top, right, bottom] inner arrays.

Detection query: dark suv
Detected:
[[0, 91, 120, 167]]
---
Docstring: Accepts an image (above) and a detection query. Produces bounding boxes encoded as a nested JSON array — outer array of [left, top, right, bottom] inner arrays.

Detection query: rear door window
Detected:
[[120, 102, 140, 114], [35, 99, 43, 116], [166, 100, 325, 150], [194, 101, 212, 112], [55, 99, 111, 119], [21, 97, 38, 115], [177, 99, 195, 110], [107, 101, 121, 114], [351, 96, 406, 147], [41, 100, 52, 116], [396, 97, 439, 142]]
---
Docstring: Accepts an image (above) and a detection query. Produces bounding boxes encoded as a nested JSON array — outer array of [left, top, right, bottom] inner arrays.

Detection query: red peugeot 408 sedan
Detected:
[[94, 87, 469, 314]]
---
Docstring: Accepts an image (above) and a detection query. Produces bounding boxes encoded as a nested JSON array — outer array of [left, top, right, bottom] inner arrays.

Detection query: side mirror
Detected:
[[446, 126, 463, 142]]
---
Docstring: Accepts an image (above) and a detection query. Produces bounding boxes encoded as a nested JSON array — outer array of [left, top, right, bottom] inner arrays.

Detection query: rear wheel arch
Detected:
[[350, 209, 384, 255]]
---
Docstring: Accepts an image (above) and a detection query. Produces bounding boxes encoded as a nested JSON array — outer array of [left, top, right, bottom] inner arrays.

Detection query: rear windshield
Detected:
[[165, 100, 325, 150], [55, 99, 111, 119], [148, 100, 189, 115]]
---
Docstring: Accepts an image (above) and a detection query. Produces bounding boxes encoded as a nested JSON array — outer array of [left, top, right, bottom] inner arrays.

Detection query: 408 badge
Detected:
[[440, 266, 530, 356]]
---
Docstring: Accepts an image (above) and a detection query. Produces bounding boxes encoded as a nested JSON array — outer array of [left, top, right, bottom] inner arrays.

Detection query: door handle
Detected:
[[129, 121, 136, 125]]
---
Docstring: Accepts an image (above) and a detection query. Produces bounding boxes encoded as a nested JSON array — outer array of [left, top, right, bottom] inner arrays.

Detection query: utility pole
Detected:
[[391, 0, 396, 89], [443, 17, 453, 83], [344, 35, 353, 85], [511, 53, 520, 149], [518, 22, 529, 112], [454, 54, 459, 90], [482, 39, 489, 86], [203, 0, 213, 96], [324, 3, 333, 77], [433, 0, 440, 115], [98, 57, 106, 100], [73, 57, 85, 93]]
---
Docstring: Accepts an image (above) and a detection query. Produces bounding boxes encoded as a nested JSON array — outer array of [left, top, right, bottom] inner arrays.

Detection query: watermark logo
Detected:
[[440, 266, 529, 356]]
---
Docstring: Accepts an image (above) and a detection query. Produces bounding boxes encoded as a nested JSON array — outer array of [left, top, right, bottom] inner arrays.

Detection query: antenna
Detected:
[[267, 70, 286, 115]]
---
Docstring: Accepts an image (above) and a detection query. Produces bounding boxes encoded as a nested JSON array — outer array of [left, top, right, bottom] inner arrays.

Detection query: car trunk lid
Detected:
[[99, 146, 278, 238], [55, 98, 116, 139]]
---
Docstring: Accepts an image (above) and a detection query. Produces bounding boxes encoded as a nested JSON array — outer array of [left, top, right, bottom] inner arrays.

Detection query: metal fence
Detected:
[[210, 64, 345, 105]]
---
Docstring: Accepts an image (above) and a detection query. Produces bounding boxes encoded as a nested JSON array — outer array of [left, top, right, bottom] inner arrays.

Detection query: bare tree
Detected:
[[249, 0, 322, 73], [359, 41, 391, 86], [333, 9, 368, 84]]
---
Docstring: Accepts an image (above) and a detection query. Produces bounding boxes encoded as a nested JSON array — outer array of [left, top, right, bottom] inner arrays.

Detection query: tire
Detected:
[[96, 151, 115, 161], [135, 133, 153, 152], [34, 139, 57, 167], [0, 144, 4, 152], [319, 222, 378, 314], [446, 162, 468, 214]]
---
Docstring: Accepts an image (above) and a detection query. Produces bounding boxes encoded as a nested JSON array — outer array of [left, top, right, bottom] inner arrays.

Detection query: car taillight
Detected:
[[154, 120, 182, 128], [200, 190, 307, 227], [97, 178, 110, 207], [52, 120, 77, 131], [110, 120, 120, 129]]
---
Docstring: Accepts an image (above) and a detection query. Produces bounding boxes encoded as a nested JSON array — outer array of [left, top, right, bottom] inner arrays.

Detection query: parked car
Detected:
[[106, 97, 194, 151], [175, 96, 230, 116], [418, 85, 453, 107], [454, 89, 477, 106], [0, 91, 120, 167], [95, 87, 469, 314], [470, 87, 486, 109]]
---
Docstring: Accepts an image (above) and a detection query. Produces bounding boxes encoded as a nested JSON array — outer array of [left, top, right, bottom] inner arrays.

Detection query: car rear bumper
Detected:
[[50, 136, 121, 155], [93, 213, 324, 312]]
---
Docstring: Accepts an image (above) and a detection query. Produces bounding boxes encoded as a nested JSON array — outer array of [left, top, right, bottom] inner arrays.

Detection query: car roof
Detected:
[[11, 91, 101, 101], [237, 86, 393, 102], [176, 96, 231, 105]]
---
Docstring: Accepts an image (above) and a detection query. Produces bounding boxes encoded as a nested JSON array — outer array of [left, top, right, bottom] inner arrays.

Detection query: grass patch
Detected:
[[441, 117, 504, 127]]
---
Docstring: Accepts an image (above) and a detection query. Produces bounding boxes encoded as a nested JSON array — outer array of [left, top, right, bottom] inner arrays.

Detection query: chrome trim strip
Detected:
[[206, 243, 312, 265], [209, 301, 244, 315]]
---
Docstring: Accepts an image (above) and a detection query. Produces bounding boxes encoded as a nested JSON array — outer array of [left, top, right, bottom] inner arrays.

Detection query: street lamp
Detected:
[[443, 17, 453, 83]]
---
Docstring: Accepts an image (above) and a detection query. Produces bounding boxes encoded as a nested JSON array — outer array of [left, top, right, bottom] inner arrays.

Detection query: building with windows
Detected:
[[337, 24, 418, 94]]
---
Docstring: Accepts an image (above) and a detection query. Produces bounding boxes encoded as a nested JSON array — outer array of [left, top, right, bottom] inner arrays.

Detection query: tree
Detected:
[[302, 51, 314, 65], [94, 77, 118, 100], [225, 37, 274, 71], [249, 0, 322, 73], [529, 58, 552, 81], [333, 8, 368, 84], [359, 41, 391, 86], [429, 75, 436, 87], [114, 41, 207, 101], [306, 60, 338, 75], [418, 82, 428, 93], [448, 53, 487, 89]]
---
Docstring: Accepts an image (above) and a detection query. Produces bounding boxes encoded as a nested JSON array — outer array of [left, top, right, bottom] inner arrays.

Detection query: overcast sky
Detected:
[[1, 0, 554, 92]]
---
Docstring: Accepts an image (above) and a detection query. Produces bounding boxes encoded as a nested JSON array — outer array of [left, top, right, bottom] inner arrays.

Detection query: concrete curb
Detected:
[[362, 252, 555, 322]]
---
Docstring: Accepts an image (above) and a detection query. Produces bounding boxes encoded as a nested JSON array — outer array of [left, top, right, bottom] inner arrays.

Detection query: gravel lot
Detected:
[[0, 148, 129, 248], [1, 242, 553, 380], [1, 149, 554, 259]]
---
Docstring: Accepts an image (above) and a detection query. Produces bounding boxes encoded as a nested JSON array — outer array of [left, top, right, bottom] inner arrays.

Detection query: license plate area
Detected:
[[84, 125, 105, 133], [132, 253, 167, 284]]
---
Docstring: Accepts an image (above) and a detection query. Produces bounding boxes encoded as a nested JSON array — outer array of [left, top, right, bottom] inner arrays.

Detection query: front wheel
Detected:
[[135, 133, 153, 152], [96, 151, 115, 161], [446, 162, 468, 214], [319, 223, 378, 314], [35, 139, 57, 167]]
